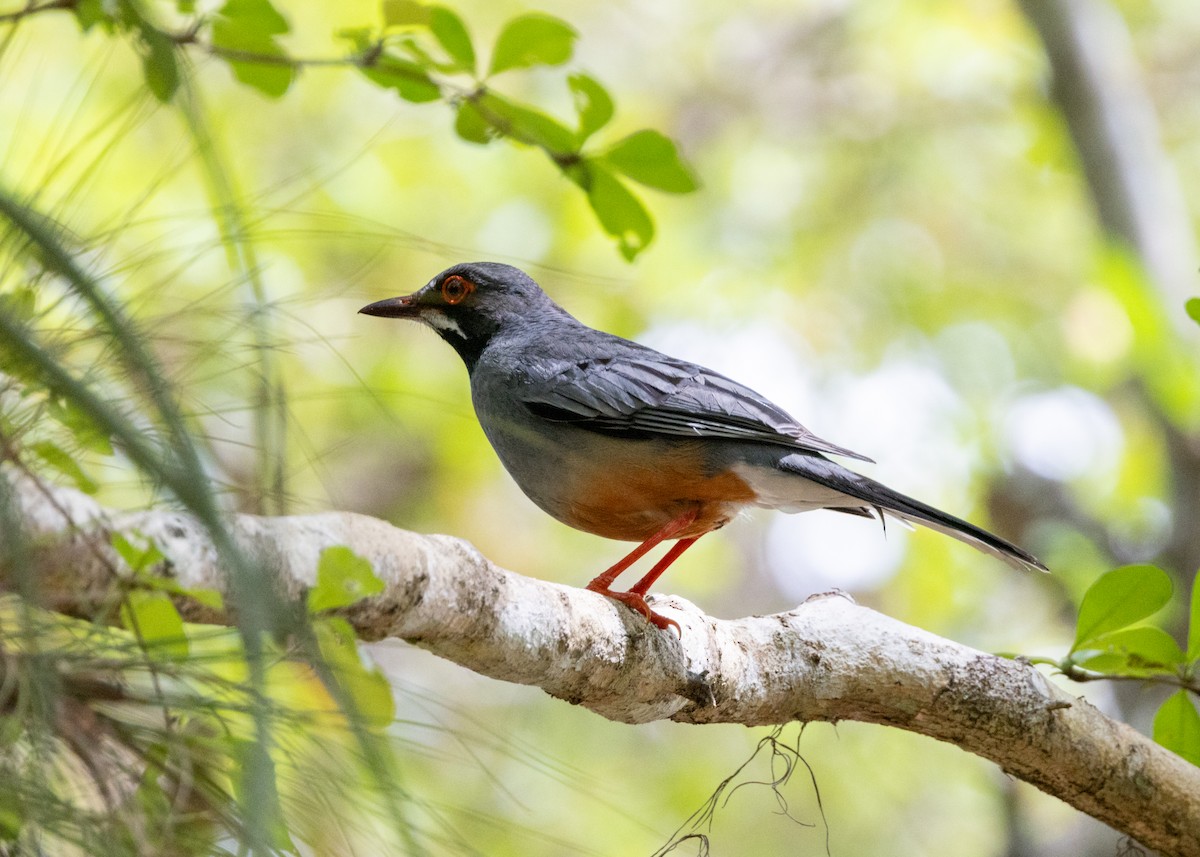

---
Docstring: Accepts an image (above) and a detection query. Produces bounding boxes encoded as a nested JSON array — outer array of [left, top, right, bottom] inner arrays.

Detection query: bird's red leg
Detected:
[[586, 509, 699, 634], [628, 537, 699, 597], [585, 509, 697, 592]]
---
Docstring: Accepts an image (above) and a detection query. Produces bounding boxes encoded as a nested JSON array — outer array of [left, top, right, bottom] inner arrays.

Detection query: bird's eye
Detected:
[[441, 275, 474, 305]]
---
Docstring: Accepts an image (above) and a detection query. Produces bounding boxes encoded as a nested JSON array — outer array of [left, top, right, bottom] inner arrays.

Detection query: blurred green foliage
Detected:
[[66, 0, 700, 259], [1, 0, 1199, 854]]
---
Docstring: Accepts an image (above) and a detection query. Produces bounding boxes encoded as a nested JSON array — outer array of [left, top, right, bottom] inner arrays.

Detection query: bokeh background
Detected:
[[2, 0, 1198, 853]]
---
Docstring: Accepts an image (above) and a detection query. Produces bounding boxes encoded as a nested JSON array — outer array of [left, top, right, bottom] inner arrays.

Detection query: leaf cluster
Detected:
[[1039, 564, 1200, 766], [46, 0, 700, 260]]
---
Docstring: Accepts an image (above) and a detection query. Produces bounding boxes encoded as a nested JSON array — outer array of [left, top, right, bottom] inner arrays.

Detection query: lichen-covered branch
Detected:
[[4, 474, 1199, 857]]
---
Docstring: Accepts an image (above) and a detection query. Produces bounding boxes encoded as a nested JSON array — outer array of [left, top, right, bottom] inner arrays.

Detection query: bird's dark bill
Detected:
[[359, 295, 419, 318]]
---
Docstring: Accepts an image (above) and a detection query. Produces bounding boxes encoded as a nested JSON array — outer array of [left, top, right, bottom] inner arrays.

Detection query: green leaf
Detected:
[[568, 73, 613, 143], [337, 26, 374, 52], [0, 336, 42, 387], [1072, 564, 1173, 652], [122, 590, 188, 659], [215, 0, 288, 39], [29, 441, 98, 495], [113, 530, 225, 610], [429, 7, 474, 72], [316, 616, 395, 727], [72, 0, 110, 32], [1189, 567, 1200, 661], [574, 162, 655, 262], [1073, 626, 1185, 675], [1154, 691, 1200, 766], [0, 287, 37, 322], [602, 129, 699, 193], [115, 528, 226, 607], [308, 546, 385, 613], [381, 2, 473, 73], [111, 531, 166, 574], [211, 0, 295, 98], [1186, 298, 1200, 326], [361, 57, 441, 102], [473, 92, 577, 152], [135, 25, 180, 102], [454, 100, 495, 145], [489, 13, 576, 75], [46, 397, 113, 455]]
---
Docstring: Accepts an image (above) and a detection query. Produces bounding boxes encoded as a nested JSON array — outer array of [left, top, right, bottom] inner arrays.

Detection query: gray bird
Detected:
[[361, 262, 1045, 632]]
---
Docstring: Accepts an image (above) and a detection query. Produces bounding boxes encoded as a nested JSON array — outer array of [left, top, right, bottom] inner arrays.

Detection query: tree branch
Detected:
[[1018, 0, 1199, 317], [4, 473, 1199, 857], [0, 0, 76, 26]]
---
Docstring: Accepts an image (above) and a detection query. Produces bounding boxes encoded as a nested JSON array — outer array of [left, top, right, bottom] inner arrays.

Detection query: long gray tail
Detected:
[[779, 455, 1047, 572]]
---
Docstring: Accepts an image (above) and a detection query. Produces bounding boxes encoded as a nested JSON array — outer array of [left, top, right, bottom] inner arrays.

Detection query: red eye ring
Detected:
[[441, 275, 475, 305]]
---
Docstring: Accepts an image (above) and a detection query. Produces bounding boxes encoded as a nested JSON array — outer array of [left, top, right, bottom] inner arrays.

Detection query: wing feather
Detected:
[[519, 347, 873, 462]]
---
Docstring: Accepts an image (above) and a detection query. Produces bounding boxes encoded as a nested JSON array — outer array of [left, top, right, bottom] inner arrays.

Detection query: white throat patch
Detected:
[[422, 310, 465, 338]]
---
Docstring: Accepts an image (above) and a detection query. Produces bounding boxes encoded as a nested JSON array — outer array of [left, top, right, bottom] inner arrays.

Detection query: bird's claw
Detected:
[[587, 584, 681, 636]]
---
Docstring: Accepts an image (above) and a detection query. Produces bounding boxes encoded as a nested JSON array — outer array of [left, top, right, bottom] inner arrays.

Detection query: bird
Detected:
[[360, 261, 1046, 633]]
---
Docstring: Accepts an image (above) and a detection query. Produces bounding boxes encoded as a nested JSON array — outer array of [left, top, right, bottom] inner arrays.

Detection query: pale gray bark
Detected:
[[5, 473, 1200, 857]]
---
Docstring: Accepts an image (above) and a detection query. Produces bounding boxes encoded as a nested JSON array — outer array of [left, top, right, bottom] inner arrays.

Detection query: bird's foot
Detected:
[[586, 582, 681, 636]]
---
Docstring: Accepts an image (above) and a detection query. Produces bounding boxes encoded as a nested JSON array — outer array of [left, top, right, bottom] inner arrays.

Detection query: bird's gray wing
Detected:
[[518, 347, 873, 462]]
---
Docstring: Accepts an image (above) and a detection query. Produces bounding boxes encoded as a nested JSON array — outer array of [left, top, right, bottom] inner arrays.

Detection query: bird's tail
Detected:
[[778, 455, 1047, 573]]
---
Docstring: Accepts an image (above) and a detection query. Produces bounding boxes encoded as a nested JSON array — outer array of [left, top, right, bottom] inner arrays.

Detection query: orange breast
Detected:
[[556, 438, 758, 541]]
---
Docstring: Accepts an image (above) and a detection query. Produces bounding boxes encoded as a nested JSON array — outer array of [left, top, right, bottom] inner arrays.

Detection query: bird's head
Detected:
[[359, 262, 562, 368]]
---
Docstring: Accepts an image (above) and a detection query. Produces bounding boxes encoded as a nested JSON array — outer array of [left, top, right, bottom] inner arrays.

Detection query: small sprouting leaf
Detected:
[[308, 546, 385, 613], [211, 0, 295, 98], [361, 57, 441, 102], [382, 1, 473, 72], [0, 287, 37, 322], [29, 441, 98, 495], [489, 13, 576, 75], [46, 397, 113, 455], [316, 617, 395, 727], [111, 531, 166, 574], [474, 92, 577, 152], [1154, 691, 1200, 766], [135, 25, 180, 102], [568, 73, 613, 143], [455, 100, 495, 144], [1188, 567, 1200, 661], [0, 336, 41, 387], [1073, 626, 1185, 675], [574, 162, 655, 262], [602, 129, 698, 193], [1072, 564, 1173, 652], [337, 26, 374, 52], [122, 590, 188, 659], [110, 532, 224, 609], [429, 7, 474, 72], [177, 585, 224, 611], [1186, 298, 1200, 326]]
